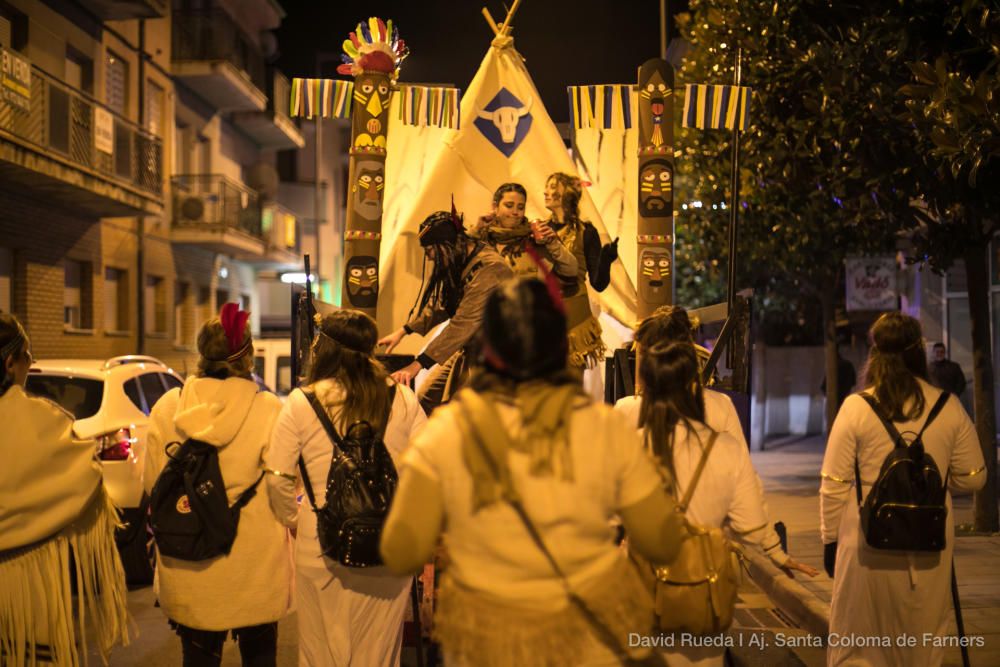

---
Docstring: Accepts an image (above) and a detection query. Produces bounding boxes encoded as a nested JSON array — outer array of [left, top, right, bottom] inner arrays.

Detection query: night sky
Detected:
[[276, 0, 689, 123]]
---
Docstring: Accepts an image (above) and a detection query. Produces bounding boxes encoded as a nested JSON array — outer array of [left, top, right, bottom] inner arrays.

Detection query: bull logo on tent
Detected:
[[474, 87, 533, 157]]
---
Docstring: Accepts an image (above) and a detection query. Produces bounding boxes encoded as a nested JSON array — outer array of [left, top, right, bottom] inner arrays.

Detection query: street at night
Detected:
[[2, 0, 999, 666]]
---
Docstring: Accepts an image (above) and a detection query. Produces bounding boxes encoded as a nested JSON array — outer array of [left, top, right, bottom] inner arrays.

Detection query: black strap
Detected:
[[951, 560, 971, 667], [462, 260, 486, 286], [855, 391, 951, 505], [232, 472, 265, 511], [297, 384, 397, 511]]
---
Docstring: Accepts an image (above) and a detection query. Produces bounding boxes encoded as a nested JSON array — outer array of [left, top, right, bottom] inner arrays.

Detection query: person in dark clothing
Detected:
[[928, 342, 967, 398], [821, 349, 857, 412], [379, 210, 514, 413]]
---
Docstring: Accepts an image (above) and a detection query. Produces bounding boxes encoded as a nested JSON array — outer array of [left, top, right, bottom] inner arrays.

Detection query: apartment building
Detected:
[[0, 0, 335, 375]]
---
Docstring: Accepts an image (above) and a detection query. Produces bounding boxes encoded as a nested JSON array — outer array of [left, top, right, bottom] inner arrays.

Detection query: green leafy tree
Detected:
[[894, 2, 999, 531], [675, 1, 902, 430]]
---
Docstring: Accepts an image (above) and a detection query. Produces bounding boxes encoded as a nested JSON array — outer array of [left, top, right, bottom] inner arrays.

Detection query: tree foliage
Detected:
[[674, 0, 905, 317]]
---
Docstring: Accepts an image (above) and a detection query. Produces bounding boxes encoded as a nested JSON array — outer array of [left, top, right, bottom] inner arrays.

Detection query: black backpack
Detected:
[[856, 391, 950, 552], [298, 386, 398, 567], [150, 438, 263, 561]]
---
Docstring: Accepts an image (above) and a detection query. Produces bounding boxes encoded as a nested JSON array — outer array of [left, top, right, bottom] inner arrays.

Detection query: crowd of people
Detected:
[[0, 174, 987, 667]]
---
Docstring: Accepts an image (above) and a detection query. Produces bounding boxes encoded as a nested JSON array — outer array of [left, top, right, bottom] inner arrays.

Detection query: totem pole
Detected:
[[338, 18, 407, 317], [635, 58, 674, 319]]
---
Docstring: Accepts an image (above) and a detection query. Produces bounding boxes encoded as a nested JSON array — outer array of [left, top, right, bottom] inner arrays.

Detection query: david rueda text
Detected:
[[629, 633, 769, 649], [630, 632, 986, 650]]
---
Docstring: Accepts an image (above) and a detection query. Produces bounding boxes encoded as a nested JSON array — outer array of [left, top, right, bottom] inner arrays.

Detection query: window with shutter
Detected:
[[106, 51, 127, 115]]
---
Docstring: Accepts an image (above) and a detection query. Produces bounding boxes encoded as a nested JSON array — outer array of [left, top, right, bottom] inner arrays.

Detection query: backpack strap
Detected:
[[677, 431, 720, 512], [856, 391, 951, 506], [297, 384, 398, 511], [232, 472, 265, 511]]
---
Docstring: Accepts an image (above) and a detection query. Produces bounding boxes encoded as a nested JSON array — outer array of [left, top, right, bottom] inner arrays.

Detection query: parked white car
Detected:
[[25, 355, 184, 585], [253, 338, 292, 397]]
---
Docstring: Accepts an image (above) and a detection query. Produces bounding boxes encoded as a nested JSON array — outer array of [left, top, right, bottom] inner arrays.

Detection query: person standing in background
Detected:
[[928, 342, 967, 399]]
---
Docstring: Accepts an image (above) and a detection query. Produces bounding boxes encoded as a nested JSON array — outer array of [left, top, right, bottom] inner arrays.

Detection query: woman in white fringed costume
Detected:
[[381, 278, 687, 667], [0, 313, 129, 666]]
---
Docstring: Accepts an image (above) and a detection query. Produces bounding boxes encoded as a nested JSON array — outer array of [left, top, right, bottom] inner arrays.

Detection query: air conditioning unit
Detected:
[[179, 196, 205, 222]]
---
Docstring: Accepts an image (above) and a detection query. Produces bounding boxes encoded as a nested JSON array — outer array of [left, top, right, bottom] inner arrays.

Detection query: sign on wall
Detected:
[[95, 107, 114, 154], [846, 256, 898, 311], [1, 47, 31, 112]]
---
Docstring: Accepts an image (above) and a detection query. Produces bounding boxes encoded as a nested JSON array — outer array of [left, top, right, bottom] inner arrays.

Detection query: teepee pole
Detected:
[[481, 8, 501, 36], [499, 0, 523, 35]]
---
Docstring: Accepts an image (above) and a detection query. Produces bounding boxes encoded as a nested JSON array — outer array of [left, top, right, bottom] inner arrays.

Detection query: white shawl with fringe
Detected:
[[0, 385, 129, 665]]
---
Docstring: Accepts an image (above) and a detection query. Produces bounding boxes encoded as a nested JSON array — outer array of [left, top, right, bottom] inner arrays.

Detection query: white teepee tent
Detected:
[[377, 36, 638, 348]]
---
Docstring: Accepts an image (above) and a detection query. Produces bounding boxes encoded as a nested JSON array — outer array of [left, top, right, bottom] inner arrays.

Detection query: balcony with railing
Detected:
[[76, 0, 167, 20], [171, 175, 266, 258], [171, 9, 267, 112], [0, 61, 163, 216], [232, 69, 305, 150]]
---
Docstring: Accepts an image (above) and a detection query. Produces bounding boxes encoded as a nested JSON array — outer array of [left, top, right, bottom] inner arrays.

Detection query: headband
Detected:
[[317, 328, 370, 355]]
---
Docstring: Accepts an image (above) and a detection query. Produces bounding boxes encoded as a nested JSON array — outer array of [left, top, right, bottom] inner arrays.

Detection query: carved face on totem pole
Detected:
[[346, 255, 379, 308], [352, 160, 385, 221], [639, 158, 672, 217], [639, 247, 671, 303], [637, 59, 672, 152], [353, 72, 391, 150]]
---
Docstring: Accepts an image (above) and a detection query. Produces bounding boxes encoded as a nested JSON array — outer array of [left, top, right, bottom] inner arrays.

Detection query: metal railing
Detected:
[[171, 174, 262, 239], [172, 9, 266, 94], [0, 63, 163, 199]]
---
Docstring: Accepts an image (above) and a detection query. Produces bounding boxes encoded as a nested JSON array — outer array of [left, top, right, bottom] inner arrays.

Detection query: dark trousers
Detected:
[[417, 350, 468, 414], [173, 621, 277, 667]]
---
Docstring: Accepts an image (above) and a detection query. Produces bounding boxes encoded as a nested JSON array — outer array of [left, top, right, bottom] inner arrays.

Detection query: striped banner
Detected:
[[290, 78, 353, 119], [682, 84, 752, 131], [567, 85, 635, 130], [397, 85, 460, 129]]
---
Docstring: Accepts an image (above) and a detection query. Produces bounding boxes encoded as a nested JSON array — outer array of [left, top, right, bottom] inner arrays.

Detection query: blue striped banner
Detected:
[[682, 83, 752, 131]]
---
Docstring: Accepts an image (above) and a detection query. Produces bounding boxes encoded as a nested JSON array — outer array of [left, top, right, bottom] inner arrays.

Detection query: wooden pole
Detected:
[[481, 8, 501, 36], [499, 0, 523, 35]]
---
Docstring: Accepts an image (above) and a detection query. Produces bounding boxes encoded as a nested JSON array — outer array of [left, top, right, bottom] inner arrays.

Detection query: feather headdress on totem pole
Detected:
[[337, 17, 409, 81]]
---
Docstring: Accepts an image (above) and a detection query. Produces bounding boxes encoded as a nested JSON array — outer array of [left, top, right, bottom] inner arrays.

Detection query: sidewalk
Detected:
[[750, 434, 1000, 667]]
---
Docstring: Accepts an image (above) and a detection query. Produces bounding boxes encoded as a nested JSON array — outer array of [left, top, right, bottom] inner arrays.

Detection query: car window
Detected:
[[160, 373, 183, 392], [276, 356, 292, 396], [253, 356, 265, 379], [123, 378, 145, 413], [139, 373, 166, 411], [25, 375, 104, 419]]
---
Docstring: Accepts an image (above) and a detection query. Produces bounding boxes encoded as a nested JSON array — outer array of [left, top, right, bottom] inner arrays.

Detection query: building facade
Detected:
[[0, 0, 342, 375]]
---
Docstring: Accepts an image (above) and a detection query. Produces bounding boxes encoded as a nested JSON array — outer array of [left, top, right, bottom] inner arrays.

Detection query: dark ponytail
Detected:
[[637, 341, 706, 488], [860, 312, 928, 420]]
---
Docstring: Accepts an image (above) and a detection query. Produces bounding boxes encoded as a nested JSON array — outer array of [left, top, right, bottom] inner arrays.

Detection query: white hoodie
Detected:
[[144, 376, 292, 631]]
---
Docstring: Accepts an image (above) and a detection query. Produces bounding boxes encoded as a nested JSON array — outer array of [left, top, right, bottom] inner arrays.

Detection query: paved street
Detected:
[[87, 433, 998, 667], [751, 435, 1000, 667]]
